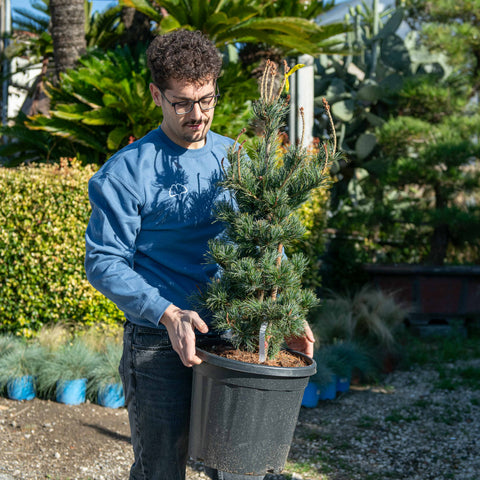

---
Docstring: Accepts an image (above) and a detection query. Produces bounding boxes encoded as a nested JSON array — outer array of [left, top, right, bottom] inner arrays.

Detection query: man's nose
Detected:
[[189, 102, 204, 119]]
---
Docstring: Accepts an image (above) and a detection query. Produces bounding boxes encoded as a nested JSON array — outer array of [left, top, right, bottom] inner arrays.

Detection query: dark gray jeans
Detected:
[[119, 321, 264, 480]]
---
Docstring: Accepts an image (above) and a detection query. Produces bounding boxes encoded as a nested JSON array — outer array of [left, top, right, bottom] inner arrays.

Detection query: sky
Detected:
[[12, 0, 353, 19], [12, 0, 118, 16]]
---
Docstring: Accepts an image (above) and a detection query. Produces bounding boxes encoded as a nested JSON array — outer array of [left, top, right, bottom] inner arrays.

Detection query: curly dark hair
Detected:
[[146, 30, 223, 90]]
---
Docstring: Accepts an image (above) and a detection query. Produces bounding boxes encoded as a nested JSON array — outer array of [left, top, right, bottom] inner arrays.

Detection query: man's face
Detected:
[[150, 77, 216, 150]]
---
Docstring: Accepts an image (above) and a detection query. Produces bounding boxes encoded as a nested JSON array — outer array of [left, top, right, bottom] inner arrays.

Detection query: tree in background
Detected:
[[364, 74, 480, 265], [49, 0, 86, 78], [4, 0, 126, 118], [404, 0, 480, 92], [315, 1, 480, 292]]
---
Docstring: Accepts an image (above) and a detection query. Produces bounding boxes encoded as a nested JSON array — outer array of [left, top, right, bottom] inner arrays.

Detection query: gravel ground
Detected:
[[1, 359, 479, 480]]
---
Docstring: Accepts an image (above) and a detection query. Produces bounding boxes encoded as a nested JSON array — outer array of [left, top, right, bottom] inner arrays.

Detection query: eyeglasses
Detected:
[[158, 85, 220, 115]]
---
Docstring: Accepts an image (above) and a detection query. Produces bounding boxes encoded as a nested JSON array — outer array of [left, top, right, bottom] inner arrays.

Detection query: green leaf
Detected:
[[357, 82, 382, 103], [376, 8, 404, 39], [107, 126, 131, 150], [380, 34, 411, 73], [159, 14, 182, 33], [332, 99, 354, 122], [364, 112, 385, 127], [355, 133, 377, 160]]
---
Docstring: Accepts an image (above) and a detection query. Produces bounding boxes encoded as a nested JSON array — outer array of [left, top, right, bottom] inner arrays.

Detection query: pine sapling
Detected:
[[201, 60, 341, 361]]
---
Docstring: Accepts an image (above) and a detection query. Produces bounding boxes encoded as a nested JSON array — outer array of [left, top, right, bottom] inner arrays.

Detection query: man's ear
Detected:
[[150, 83, 162, 107]]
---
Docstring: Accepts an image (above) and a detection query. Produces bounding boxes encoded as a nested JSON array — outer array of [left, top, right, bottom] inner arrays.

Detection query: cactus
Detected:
[[315, 2, 450, 186]]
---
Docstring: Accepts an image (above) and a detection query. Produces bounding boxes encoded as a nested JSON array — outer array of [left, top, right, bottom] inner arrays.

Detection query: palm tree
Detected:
[[8, 0, 125, 115], [119, 0, 347, 56], [49, 0, 86, 78]]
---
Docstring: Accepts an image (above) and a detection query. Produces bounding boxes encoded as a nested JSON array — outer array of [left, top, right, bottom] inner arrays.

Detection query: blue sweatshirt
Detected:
[[85, 127, 234, 328]]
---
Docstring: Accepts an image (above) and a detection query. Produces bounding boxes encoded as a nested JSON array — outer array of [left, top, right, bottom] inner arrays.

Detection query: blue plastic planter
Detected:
[[336, 375, 351, 393], [98, 383, 125, 409], [318, 376, 336, 400], [301, 382, 321, 408], [7, 375, 35, 401], [56, 378, 87, 405]]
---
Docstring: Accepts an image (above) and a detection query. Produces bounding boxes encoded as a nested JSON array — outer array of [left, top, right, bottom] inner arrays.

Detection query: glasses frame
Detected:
[[158, 84, 220, 115]]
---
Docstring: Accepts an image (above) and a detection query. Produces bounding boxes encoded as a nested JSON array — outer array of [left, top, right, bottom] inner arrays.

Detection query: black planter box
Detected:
[[364, 264, 480, 334], [189, 347, 316, 475]]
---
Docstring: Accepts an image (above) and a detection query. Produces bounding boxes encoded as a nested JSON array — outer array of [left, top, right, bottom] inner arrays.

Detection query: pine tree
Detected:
[[200, 61, 341, 360]]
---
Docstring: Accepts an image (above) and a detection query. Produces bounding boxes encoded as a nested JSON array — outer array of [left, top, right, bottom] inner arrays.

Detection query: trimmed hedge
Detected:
[[0, 159, 123, 337]]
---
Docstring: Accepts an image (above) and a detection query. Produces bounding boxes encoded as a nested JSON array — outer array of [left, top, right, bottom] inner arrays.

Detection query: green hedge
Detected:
[[0, 159, 123, 337]]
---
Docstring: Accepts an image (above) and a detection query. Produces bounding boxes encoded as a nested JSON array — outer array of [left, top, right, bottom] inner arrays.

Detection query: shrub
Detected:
[[310, 286, 407, 368], [36, 338, 100, 399], [0, 341, 46, 387], [90, 340, 123, 392], [313, 341, 375, 382], [0, 159, 123, 337]]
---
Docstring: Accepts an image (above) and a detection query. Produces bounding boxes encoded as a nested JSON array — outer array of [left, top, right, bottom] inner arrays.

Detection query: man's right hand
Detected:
[[160, 304, 209, 367]]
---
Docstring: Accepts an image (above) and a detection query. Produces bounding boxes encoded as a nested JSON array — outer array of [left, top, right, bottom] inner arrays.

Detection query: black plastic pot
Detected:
[[188, 346, 316, 476]]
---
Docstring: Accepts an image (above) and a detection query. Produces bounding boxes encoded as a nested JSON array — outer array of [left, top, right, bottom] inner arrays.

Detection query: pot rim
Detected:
[[195, 344, 316, 378]]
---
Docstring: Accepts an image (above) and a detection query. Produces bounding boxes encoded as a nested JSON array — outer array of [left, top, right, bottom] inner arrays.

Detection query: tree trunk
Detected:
[[50, 0, 86, 80], [427, 223, 449, 265], [427, 187, 449, 265], [120, 7, 153, 50]]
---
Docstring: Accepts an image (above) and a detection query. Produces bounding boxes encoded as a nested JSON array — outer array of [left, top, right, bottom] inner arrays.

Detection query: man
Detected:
[[85, 29, 314, 480]]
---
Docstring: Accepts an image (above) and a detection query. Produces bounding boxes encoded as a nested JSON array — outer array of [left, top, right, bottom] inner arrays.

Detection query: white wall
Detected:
[[8, 57, 42, 119]]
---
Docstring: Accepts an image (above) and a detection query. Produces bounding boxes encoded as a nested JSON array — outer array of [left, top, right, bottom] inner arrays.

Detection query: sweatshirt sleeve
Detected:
[[84, 173, 171, 325]]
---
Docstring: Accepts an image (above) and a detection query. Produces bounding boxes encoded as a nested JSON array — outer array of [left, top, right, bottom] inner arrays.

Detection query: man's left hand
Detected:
[[285, 321, 315, 358]]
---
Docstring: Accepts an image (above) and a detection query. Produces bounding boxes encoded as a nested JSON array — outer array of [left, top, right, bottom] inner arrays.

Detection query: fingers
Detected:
[[172, 330, 202, 367], [304, 340, 314, 359], [160, 306, 208, 367], [190, 314, 209, 334], [285, 322, 315, 358], [304, 321, 316, 344], [178, 339, 203, 367]]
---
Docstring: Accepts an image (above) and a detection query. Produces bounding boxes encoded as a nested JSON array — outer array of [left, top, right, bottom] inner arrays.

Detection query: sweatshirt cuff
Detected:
[[140, 295, 172, 327]]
